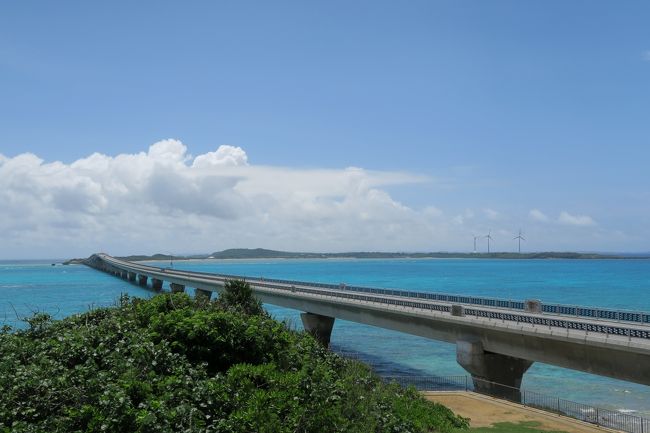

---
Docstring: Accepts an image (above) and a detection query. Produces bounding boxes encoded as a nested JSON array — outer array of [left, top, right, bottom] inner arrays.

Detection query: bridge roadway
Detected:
[[85, 253, 650, 396]]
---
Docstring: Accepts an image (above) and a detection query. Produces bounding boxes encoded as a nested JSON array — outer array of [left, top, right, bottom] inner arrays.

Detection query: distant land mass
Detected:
[[71, 248, 648, 263]]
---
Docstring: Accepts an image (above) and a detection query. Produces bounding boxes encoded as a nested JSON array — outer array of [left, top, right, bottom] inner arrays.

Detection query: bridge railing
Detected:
[[91, 255, 650, 331], [462, 307, 650, 339], [540, 304, 650, 324], [176, 268, 650, 325], [156, 266, 650, 325], [381, 374, 650, 433], [251, 279, 650, 339]]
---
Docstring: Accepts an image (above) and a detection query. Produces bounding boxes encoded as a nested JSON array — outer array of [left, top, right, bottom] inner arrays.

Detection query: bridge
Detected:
[[85, 253, 650, 397]]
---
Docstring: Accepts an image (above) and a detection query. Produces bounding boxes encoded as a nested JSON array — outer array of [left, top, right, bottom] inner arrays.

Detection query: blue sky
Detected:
[[1, 1, 649, 257]]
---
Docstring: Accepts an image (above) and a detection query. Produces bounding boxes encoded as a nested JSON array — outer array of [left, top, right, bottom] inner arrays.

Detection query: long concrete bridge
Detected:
[[85, 253, 650, 396]]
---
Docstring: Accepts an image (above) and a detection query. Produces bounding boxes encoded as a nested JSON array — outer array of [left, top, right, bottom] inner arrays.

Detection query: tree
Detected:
[[217, 279, 265, 316]]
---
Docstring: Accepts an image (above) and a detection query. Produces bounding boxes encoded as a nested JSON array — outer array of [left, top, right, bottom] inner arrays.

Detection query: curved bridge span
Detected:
[[85, 253, 650, 396]]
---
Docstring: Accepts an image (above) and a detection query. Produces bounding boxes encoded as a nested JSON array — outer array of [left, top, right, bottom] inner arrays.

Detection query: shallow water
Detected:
[[1, 258, 649, 416]]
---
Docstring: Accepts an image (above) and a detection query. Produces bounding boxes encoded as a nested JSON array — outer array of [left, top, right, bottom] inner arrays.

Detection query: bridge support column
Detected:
[[300, 312, 335, 347], [151, 278, 163, 291], [138, 275, 148, 286], [195, 288, 212, 300], [170, 283, 185, 293], [456, 340, 532, 401], [128, 272, 136, 282]]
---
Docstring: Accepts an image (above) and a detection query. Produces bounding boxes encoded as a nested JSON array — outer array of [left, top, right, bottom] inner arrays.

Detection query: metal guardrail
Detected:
[[101, 254, 650, 325], [382, 374, 650, 433], [88, 255, 650, 339], [263, 279, 650, 325], [254, 281, 650, 338]]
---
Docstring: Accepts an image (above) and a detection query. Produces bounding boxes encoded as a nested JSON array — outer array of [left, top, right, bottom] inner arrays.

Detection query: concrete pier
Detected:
[[127, 272, 136, 282], [170, 283, 185, 293], [138, 275, 148, 286], [456, 339, 533, 400], [195, 288, 212, 300], [300, 312, 335, 346], [151, 278, 163, 291]]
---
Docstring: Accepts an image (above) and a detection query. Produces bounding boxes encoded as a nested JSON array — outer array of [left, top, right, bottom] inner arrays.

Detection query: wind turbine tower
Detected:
[[473, 235, 481, 253], [514, 229, 526, 254], [485, 230, 493, 253]]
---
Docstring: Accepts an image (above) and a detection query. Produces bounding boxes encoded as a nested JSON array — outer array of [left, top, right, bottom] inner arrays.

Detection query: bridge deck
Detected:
[[94, 254, 650, 343], [86, 253, 650, 386]]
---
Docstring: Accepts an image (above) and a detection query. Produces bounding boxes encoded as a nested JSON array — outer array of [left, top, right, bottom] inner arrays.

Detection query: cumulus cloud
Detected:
[[147, 139, 190, 165], [192, 145, 248, 168], [558, 211, 596, 227], [0, 139, 612, 257], [0, 140, 449, 257], [529, 209, 549, 222]]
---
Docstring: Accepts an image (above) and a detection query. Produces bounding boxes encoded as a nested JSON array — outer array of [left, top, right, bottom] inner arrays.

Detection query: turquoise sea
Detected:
[[2, 258, 649, 416]]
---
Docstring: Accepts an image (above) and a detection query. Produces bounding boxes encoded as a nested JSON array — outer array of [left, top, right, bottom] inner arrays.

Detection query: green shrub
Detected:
[[0, 288, 468, 433], [215, 279, 265, 316]]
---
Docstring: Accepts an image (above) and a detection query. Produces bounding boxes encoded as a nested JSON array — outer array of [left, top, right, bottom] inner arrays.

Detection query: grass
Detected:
[[458, 421, 570, 433]]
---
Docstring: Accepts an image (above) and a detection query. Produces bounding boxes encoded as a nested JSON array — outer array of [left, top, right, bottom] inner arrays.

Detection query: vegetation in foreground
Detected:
[[0, 280, 469, 433]]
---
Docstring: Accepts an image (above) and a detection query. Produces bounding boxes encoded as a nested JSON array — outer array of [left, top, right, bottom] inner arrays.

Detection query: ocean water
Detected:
[[1, 258, 649, 416]]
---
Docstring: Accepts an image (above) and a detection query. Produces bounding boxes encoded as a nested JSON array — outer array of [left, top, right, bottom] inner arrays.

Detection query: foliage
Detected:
[[214, 279, 265, 316], [0, 286, 469, 433]]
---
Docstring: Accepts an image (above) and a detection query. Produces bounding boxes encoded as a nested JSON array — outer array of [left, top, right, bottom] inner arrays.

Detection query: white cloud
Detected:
[[452, 209, 474, 225], [192, 145, 248, 168], [0, 140, 450, 257], [531, 209, 596, 228], [558, 211, 596, 227], [643, 50, 650, 62], [147, 139, 190, 165], [0, 139, 618, 257], [423, 206, 443, 218], [483, 208, 500, 220], [529, 209, 549, 222]]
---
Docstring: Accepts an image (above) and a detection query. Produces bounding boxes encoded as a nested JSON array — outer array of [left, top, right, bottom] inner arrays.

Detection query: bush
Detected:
[[215, 279, 265, 316], [0, 289, 469, 433]]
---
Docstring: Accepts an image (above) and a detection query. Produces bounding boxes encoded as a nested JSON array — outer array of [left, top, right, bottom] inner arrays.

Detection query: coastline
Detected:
[[109, 249, 650, 264]]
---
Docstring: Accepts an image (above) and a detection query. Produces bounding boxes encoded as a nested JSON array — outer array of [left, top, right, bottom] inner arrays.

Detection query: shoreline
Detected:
[[53, 250, 650, 265]]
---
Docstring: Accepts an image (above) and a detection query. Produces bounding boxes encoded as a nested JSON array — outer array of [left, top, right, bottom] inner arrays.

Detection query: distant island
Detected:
[[64, 248, 647, 263]]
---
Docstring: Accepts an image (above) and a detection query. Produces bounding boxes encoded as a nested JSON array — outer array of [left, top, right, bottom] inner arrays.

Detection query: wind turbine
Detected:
[[473, 235, 481, 253], [485, 230, 493, 253], [164, 251, 175, 269], [514, 229, 525, 254]]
